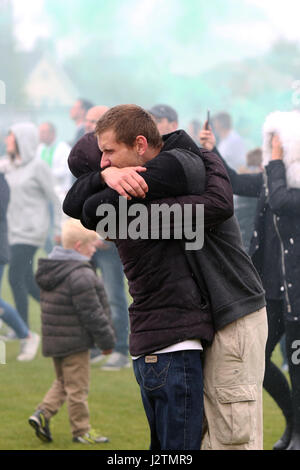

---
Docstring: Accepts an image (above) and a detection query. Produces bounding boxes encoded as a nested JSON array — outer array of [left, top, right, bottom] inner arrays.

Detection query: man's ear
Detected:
[[74, 240, 81, 251], [135, 135, 148, 156]]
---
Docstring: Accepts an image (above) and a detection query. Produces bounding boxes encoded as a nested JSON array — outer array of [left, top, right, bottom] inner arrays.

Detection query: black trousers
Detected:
[[8, 244, 40, 326], [264, 299, 300, 432]]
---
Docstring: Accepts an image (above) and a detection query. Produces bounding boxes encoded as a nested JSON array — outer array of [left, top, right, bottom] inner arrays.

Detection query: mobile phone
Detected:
[[205, 110, 210, 130]]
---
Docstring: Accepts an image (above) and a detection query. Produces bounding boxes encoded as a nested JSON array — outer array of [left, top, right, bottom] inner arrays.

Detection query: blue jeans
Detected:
[[0, 264, 29, 339], [133, 350, 204, 450], [92, 243, 129, 355], [8, 244, 40, 326]]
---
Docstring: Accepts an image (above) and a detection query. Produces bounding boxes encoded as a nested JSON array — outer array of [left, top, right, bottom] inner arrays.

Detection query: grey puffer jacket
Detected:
[[35, 246, 116, 357]]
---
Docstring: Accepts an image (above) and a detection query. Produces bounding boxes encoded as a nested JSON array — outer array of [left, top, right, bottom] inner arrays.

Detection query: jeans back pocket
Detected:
[[137, 353, 173, 391]]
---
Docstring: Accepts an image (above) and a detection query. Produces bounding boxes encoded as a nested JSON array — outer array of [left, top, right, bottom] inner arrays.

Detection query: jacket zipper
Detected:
[[273, 214, 292, 314]]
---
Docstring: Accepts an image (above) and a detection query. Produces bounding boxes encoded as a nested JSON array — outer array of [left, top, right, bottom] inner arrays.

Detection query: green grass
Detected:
[[0, 262, 288, 451]]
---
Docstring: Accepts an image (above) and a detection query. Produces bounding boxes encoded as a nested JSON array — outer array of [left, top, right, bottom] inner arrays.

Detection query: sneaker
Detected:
[[282, 363, 289, 372], [73, 429, 109, 444], [28, 409, 52, 442], [0, 327, 18, 342], [90, 348, 107, 365], [100, 352, 131, 371], [17, 332, 40, 361]]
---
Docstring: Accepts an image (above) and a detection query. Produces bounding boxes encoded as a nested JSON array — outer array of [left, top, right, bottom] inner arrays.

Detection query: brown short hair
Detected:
[[95, 104, 163, 149]]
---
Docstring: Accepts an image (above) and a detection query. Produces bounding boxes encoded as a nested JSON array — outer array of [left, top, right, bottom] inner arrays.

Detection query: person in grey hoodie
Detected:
[[1, 122, 62, 327], [0, 172, 40, 361]]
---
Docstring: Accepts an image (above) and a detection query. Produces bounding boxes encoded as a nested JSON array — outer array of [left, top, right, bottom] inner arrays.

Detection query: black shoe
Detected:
[[286, 432, 300, 450], [273, 423, 293, 450], [28, 410, 52, 443]]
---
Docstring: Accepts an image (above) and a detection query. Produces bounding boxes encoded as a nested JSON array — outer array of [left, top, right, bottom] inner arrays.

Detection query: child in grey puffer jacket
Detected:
[[29, 219, 116, 445]]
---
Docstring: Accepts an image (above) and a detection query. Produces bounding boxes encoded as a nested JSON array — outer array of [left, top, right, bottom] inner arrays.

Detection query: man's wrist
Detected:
[[100, 166, 115, 184], [271, 153, 282, 160]]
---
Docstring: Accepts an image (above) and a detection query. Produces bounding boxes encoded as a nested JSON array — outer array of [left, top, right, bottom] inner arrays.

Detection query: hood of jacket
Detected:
[[262, 110, 300, 188], [68, 132, 101, 178], [35, 246, 91, 291], [10, 122, 39, 166], [162, 129, 202, 156]]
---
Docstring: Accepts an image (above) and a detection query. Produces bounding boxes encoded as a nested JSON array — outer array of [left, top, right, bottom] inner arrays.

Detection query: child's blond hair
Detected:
[[62, 218, 99, 250]]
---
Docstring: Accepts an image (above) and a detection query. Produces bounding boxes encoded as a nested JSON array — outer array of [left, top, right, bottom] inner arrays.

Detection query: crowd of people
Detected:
[[0, 99, 299, 450]]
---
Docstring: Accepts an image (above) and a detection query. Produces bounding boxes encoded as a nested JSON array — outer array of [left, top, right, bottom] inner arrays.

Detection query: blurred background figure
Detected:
[[0, 171, 40, 361], [212, 112, 247, 170], [187, 118, 202, 146], [149, 104, 178, 135], [85, 106, 109, 134], [80, 105, 130, 371], [1, 122, 62, 330], [234, 147, 263, 252], [38, 122, 72, 201], [37, 122, 71, 253], [70, 98, 94, 146], [238, 147, 263, 175]]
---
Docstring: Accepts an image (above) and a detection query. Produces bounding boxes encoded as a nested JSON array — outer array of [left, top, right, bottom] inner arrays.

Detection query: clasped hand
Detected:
[[101, 166, 148, 200]]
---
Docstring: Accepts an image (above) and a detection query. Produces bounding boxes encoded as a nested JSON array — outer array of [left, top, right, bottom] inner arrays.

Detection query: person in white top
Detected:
[[37, 122, 72, 202], [212, 112, 246, 170]]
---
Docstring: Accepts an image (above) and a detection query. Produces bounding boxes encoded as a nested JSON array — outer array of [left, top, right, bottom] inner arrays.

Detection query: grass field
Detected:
[[0, 264, 287, 451]]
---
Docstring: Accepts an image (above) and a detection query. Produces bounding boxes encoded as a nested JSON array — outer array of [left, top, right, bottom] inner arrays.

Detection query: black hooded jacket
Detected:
[[63, 130, 265, 354]]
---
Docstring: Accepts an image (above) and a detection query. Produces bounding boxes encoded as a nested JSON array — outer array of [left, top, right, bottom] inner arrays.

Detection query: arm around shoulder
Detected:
[[63, 171, 106, 220]]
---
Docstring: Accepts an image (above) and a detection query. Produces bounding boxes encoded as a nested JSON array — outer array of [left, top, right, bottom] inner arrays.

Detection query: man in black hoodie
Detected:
[[63, 104, 267, 450]]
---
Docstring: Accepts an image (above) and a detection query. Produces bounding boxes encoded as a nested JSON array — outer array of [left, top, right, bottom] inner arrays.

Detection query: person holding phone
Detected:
[[200, 118, 300, 450]]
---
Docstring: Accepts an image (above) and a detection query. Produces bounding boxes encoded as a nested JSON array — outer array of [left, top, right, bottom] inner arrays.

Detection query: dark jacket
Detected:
[[266, 160, 300, 320], [234, 194, 258, 252], [217, 148, 300, 320], [0, 173, 10, 265], [35, 248, 116, 357], [63, 130, 264, 353], [65, 130, 231, 355], [78, 138, 265, 333]]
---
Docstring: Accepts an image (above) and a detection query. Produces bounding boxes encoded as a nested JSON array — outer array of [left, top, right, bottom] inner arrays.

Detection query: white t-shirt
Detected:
[[131, 339, 202, 360], [218, 130, 246, 170], [37, 141, 72, 201]]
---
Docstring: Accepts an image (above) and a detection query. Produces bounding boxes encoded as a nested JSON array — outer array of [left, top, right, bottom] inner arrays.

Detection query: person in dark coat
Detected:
[[28, 219, 115, 445], [200, 125, 300, 450]]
